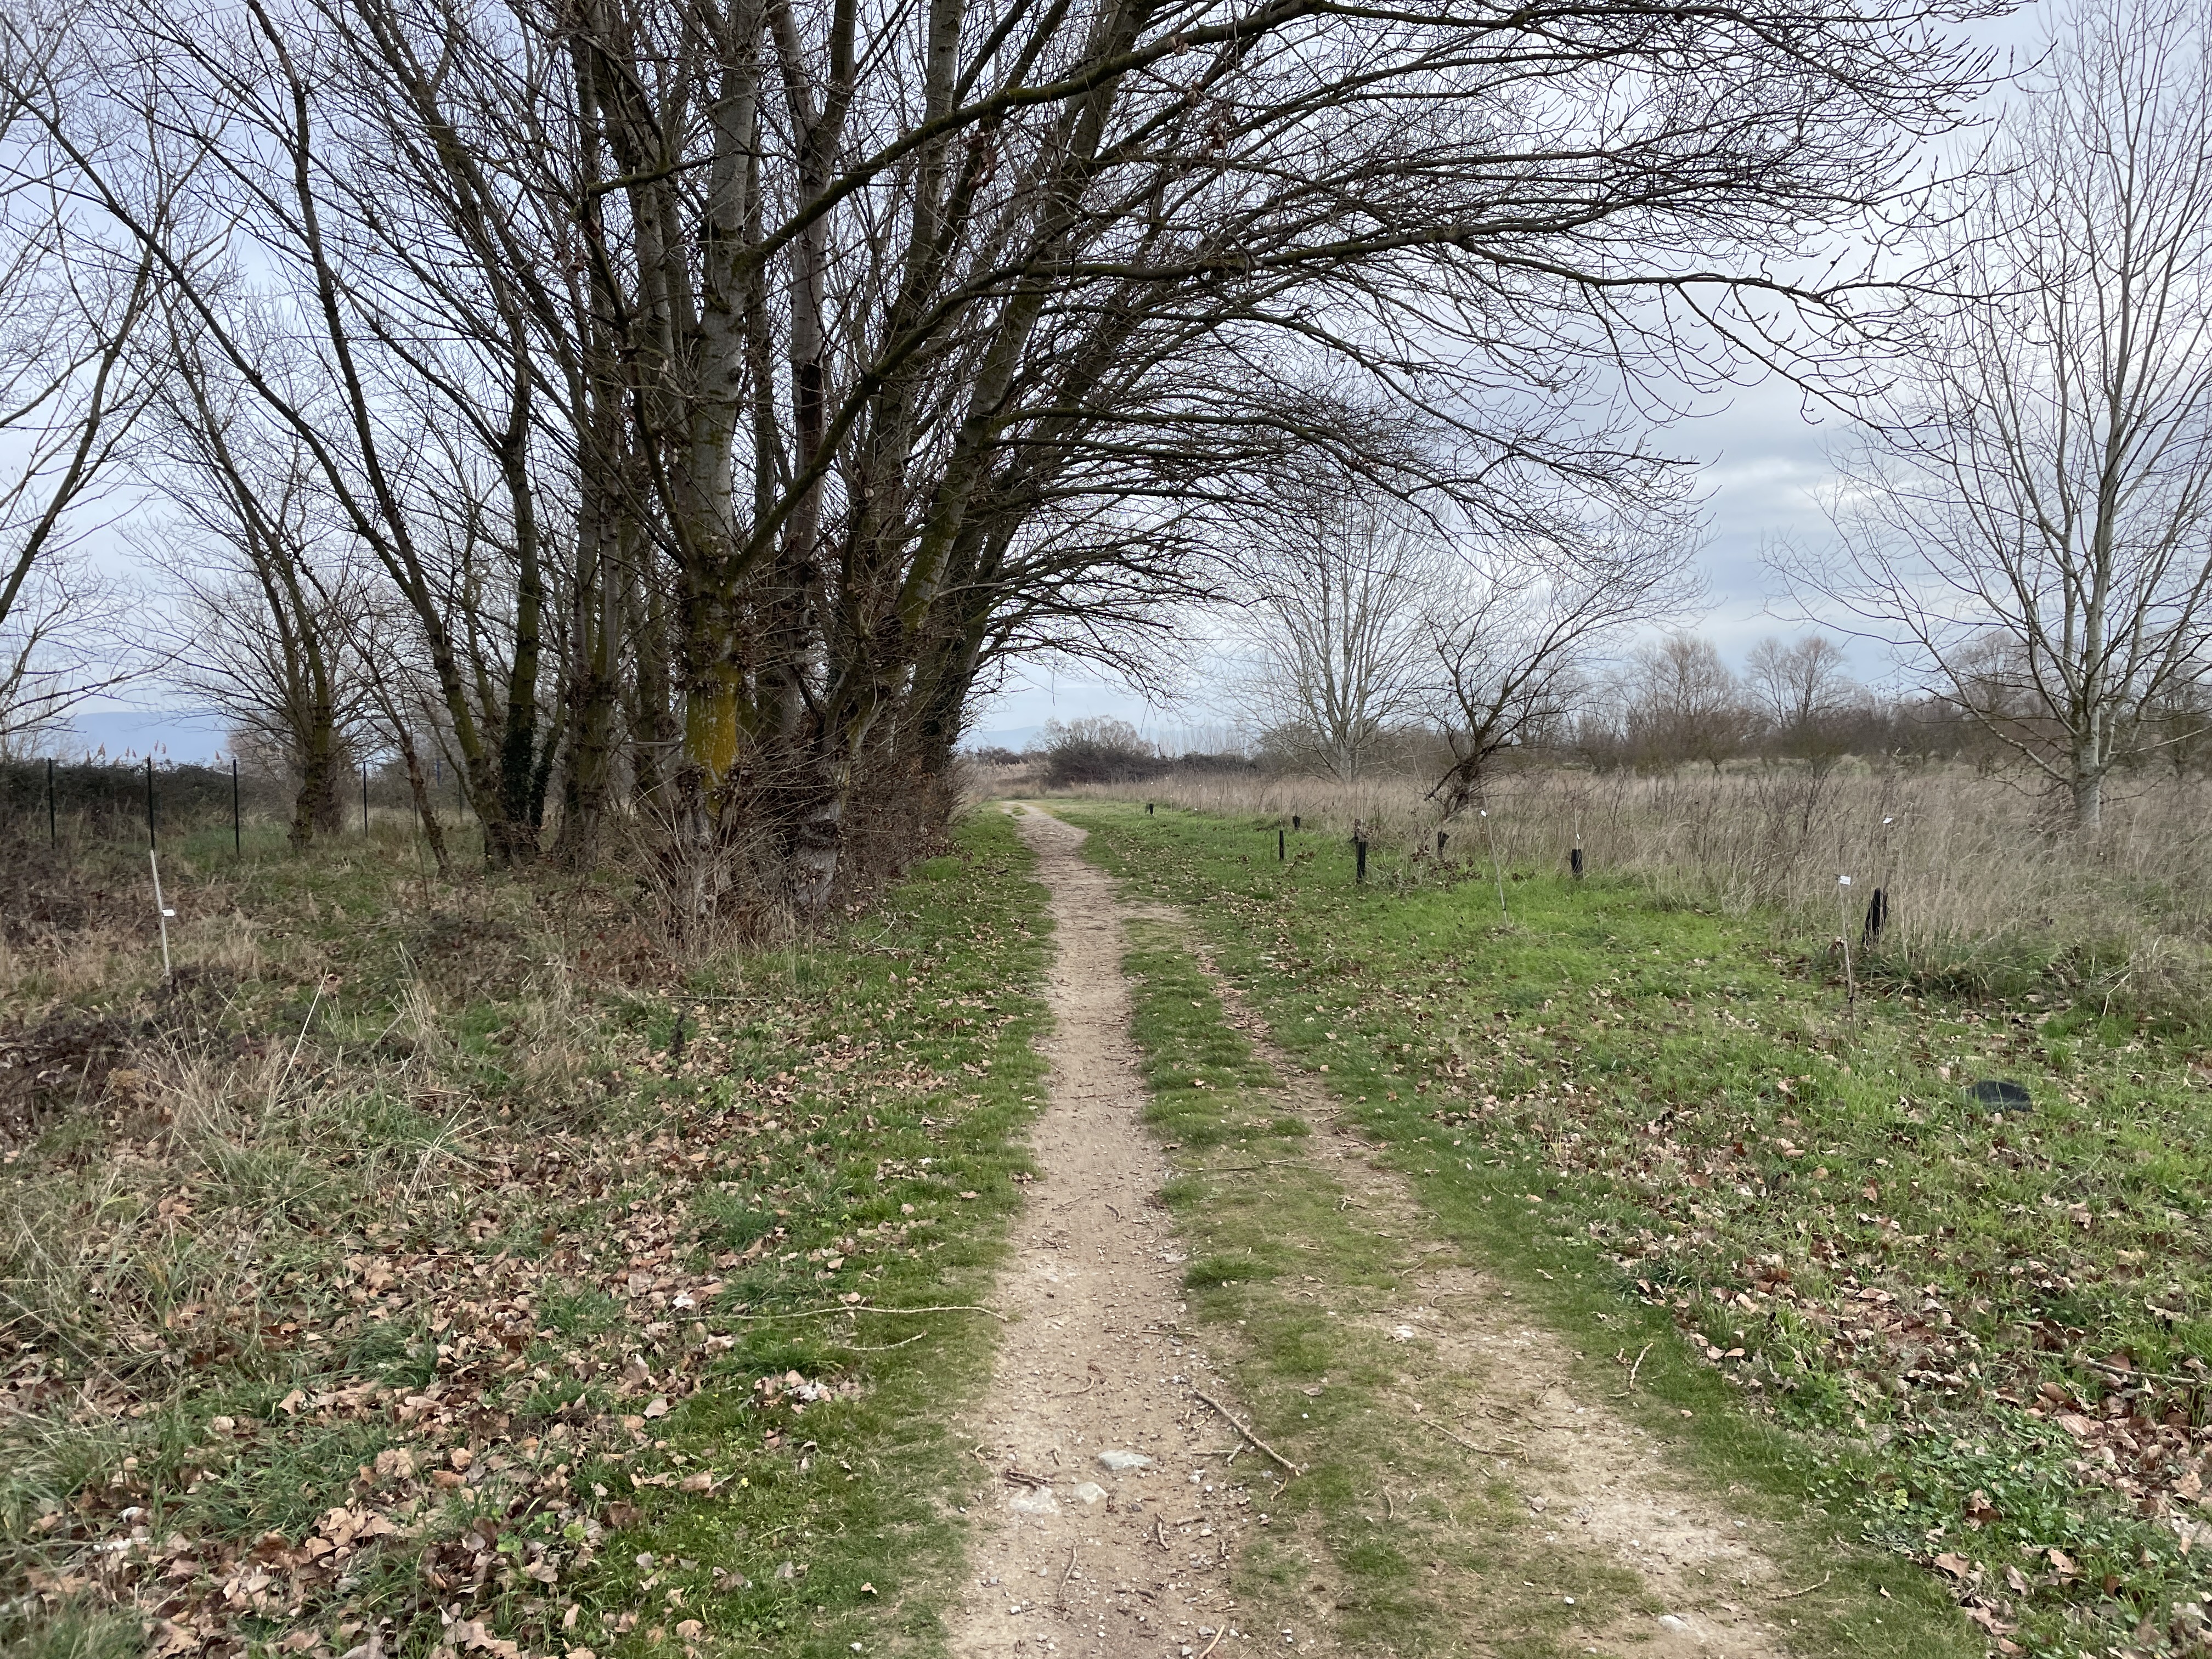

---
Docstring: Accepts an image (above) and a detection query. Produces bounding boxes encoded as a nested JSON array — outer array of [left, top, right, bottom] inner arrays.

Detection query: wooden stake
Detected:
[[1837, 872, 1857, 1017], [1482, 806, 1507, 919], [149, 849, 174, 981]]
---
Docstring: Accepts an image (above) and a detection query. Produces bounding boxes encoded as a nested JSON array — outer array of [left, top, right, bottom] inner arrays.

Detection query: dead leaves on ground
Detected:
[[5, 992, 977, 1657]]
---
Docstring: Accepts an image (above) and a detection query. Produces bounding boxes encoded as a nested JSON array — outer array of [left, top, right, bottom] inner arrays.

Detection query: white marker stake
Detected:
[[1481, 808, 1508, 920], [1837, 873, 1856, 1017], [150, 849, 174, 981]]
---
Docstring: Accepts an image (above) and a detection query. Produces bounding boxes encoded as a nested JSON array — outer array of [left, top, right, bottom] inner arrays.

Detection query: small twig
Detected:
[[1198, 1629, 1225, 1658], [1047, 1377, 1096, 1398], [1429, 1420, 1516, 1458], [1190, 1388, 1305, 1476], [723, 1302, 1007, 1323], [2072, 1350, 2201, 1389], [1153, 1519, 1170, 1551], [1059, 1544, 1077, 1601], [279, 976, 328, 1091], [828, 1331, 929, 1352], [1617, 1342, 1654, 1395], [1772, 1572, 1833, 1601]]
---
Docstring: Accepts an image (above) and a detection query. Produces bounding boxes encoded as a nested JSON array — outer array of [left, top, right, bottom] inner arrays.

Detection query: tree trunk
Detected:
[[558, 663, 618, 868], [292, 724, 341, 850], [2072, 766, 2103, 832], [394, 720, 452, 878]]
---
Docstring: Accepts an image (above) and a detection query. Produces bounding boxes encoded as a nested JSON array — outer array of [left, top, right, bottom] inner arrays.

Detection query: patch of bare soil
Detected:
[[946, 808, 1271, 1657]]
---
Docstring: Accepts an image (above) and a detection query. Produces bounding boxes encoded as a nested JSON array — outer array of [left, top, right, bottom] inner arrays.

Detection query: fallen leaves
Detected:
[[1, 995, 929, 1657]]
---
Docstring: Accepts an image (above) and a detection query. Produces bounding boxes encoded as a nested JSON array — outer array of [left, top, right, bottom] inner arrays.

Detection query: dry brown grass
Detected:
[[1047, 763, 2212, 1011]]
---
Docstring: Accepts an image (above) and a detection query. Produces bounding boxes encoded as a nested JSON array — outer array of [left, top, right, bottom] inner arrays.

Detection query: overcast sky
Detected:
[[969, 371, 1872, 748]]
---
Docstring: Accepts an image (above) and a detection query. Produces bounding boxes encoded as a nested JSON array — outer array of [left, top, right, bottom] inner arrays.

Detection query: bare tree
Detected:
[[0, 14, 159, 748], [1744, 634, 1866, 769], [1424, 521, 1700, 814], [1616, 634, 1754, 773], [348, 595, 455, 876], [139, 320, 369, 849], [1231, 485, 1432, 781], [1807, 0, 2212, 829]]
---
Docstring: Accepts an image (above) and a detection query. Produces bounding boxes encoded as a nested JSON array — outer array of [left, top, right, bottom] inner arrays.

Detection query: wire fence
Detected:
[[0, 756, 441, 848]]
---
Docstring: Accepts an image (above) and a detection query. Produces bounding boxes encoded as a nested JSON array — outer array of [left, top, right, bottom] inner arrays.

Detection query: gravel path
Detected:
[[947, 808, 1268, 1658]]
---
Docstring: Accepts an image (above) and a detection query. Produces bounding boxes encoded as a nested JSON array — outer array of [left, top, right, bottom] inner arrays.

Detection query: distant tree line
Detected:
[[986, 629, 2212, 791], [1566, 634, 2212, 779]]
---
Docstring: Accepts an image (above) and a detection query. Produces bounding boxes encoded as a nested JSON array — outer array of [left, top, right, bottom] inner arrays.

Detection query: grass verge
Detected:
[[3, 811, 1050, 1659], [1061, 797, 2212, 1658]]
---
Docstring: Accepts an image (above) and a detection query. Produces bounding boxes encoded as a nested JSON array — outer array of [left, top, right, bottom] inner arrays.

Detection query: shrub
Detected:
[[1040, 718, 1166, 787]]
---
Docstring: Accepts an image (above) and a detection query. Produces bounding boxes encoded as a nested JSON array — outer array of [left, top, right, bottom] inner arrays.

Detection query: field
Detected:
[[9, 772, 2212, 1659], [2, 812, 1052, 1659], [1045, 764, 2212, 1023]]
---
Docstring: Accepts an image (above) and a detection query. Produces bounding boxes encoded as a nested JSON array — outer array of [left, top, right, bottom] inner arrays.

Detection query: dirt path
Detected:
[[945, 808, 1268, 1657], [955, 805, 1796, 1658], [1190, 950, 1796, 1658]]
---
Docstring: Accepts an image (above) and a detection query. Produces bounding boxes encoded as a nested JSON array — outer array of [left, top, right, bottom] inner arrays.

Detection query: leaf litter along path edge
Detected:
[[945, 806, 1271, 1658], [961, 805, 1801, 1659]]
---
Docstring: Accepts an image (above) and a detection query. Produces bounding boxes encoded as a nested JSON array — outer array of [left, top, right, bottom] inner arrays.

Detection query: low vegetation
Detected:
[[1063, 797, 2212, 1656], [1070, 766, 2212, 1026], [1, 812, 1051, 1659], [1111, 914, 1978, 1657]]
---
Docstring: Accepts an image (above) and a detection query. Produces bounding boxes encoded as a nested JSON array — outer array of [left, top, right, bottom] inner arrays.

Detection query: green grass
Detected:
[[1, 810, 1053, 1659], [567, 817, 1053, 1657], [1122, 919, 1645, 1657], [1112, 916, 1973, 1657], [1061, 798, 2212, 1656]]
